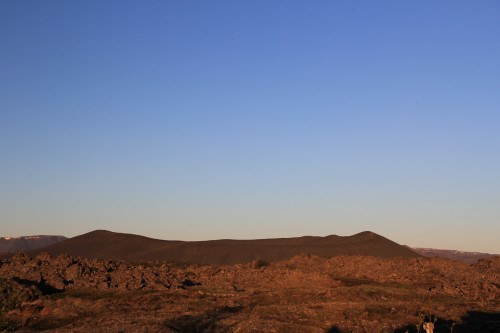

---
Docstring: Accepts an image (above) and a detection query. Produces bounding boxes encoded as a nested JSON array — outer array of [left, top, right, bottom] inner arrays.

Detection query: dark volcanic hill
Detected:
[[30, 230, 421, 264], [0, 235, 67, 253]]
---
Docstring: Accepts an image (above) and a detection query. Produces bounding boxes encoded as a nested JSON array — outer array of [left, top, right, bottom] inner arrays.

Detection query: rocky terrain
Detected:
[[1, 252, 499, 332]]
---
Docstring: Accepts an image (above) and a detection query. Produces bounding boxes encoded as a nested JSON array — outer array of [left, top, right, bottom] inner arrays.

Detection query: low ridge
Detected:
[[29, 230, 421, 264]]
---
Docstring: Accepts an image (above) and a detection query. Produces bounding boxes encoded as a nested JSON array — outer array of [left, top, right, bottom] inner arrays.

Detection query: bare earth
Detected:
[[1, 253, 499, 332]]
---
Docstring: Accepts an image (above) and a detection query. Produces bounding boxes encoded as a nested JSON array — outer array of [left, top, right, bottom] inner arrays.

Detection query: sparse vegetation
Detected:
[[254, 259, 270, 269], [0, 278, 27, 331], [0, 279, 20, 314]]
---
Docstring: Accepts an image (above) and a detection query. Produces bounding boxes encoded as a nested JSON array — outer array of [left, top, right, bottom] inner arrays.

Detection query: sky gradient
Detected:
[[1, 1, 499, 253]]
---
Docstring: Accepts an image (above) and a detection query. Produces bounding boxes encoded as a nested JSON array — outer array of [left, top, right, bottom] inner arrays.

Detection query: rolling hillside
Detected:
[[30, 230, 421, 264]]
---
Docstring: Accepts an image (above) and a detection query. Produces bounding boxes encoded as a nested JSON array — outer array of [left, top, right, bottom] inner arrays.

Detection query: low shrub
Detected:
[[0, 278, 28, 331], [255, 259, 270, 269]]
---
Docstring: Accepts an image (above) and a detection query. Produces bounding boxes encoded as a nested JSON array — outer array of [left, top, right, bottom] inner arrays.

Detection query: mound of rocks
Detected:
[[0, 252, 199, 293]]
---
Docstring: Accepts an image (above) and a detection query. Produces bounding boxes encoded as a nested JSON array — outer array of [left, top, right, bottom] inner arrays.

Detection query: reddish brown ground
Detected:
[[1, 253, 499, 332]]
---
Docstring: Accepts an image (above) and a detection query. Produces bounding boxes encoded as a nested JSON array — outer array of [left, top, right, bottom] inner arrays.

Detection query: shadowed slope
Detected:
[[31, 230, 421, 264], [28, 230, 181, 261]]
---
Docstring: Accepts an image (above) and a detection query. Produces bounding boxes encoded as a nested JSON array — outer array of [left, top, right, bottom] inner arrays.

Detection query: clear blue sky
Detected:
[[1, 1, 499, 253]]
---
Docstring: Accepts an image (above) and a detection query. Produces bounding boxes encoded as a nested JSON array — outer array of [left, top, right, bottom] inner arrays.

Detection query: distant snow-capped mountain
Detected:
[[0, 235, 67, 253], [412, 247, 496, 264]]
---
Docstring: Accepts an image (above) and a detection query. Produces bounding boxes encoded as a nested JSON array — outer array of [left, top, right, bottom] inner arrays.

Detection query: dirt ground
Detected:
[[1, 253, 499, 332]]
